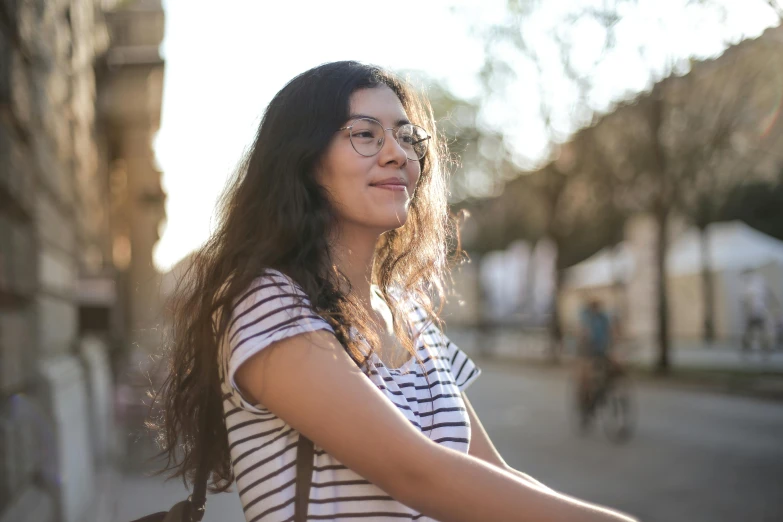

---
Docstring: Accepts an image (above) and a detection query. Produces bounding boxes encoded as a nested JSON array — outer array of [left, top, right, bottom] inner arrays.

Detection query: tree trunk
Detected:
[[650, 83, 671, 375], [523, 238, 538, 322], [548, 259, 564, 364], [655, 208, 671, 374], [699, 224, 716, 345], [473, 251, 493, 358], [611, 243, 628, 339]]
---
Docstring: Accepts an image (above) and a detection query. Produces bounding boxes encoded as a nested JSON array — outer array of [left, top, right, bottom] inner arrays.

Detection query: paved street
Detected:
[[466, 361, 783, 522], [112, 362, 783, 522]]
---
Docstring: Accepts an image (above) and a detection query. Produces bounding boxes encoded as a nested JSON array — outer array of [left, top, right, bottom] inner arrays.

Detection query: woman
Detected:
[[158, 61, 637, 522]]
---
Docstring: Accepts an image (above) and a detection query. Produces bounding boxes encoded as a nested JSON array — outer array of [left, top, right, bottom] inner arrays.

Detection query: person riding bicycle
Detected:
[[576, 297, 622, 426]]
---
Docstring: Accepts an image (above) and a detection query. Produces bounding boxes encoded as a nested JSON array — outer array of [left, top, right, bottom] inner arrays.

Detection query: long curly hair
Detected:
[[154, 61, 463, 491]]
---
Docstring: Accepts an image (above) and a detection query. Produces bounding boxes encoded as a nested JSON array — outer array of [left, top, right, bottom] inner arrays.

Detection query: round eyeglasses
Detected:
[[338, 118, 431, 161]]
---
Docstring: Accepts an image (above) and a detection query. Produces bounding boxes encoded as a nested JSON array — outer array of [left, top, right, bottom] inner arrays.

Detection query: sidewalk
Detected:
[[444, 326, 783, 400], [443, 326, 783, 373], [105, 429, 245, 521], [631, 339, 783, 372], [112, 469, 244, 522]]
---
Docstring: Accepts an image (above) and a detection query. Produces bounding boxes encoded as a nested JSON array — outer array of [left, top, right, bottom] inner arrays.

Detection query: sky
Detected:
[[152, 0, 780, 272]]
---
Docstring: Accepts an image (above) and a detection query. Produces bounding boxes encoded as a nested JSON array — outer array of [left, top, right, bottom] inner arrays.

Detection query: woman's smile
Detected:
[[370, 177, 409, 192]]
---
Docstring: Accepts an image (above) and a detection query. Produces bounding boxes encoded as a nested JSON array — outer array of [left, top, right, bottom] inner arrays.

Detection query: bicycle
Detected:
[[575, 355, 635, 443]]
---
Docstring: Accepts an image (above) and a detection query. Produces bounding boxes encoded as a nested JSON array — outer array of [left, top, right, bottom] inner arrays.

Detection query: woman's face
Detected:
[[317, 85, 422, 236]]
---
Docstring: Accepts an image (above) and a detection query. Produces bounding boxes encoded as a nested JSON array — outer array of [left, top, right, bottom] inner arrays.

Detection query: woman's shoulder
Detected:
[[250, 267, 304, 290], [234, 269, 309, 305], [225, 269, 333, 354]]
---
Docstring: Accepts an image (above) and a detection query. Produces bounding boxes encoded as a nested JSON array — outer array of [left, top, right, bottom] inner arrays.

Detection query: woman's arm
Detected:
[[235, 330, 638, 522], [463, 393, 554, 492]]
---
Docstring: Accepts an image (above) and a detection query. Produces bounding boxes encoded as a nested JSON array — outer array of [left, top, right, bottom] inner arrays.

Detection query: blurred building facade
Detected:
[[560, 24, 783, 346], [0, 1, 165, 521], [451, 23, 783, 350], [562, 218, 783, 343]]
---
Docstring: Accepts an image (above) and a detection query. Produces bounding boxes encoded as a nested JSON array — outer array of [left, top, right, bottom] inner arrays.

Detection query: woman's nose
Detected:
[[378, 128, 408, 166]]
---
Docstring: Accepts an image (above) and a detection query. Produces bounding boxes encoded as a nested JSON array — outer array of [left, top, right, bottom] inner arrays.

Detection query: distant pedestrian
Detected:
[[576, 298, 623, 424], [740, 269, 778, 354]]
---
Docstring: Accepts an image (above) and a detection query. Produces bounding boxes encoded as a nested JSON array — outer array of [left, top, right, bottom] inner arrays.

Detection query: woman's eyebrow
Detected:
[[347, 114, 412, 126]]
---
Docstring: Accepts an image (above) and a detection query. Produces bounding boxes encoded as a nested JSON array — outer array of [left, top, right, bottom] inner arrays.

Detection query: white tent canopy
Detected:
[[562, 220, 783, 341], [565, 221, 783, 290]]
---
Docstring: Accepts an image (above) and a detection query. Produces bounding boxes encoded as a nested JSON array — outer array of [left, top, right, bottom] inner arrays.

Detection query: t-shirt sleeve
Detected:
[[441, 332, 482, 392], [223, 270, 334, 411]]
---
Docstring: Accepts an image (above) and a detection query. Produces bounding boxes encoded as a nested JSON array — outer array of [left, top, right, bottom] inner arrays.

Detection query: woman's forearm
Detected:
[[507, 466, 556, 493], [396, 444, 638, 522]]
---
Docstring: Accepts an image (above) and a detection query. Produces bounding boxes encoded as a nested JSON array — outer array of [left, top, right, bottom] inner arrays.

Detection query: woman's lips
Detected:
[[371, 183, 407, 191], [370, 177, 408, 192]]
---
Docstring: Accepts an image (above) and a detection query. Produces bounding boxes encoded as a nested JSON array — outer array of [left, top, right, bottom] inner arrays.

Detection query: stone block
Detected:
[[38, 355, 95, 522], [15, 0, 39, 60], [53, 9, 73, 65], [70, 2, 97, 70], [35, 191, 75, 257], [37, 295, 76, 357], [11, 222, 35, 296], [0, 306, 36, 393], [31, 134, 71, 209], [80, 336, 115, 465], [79, 65, 97, 105], [0, 217, 35, 296], [9, 49, 33, 131], [0, 485, 55, 522], [0, 32, 10, 104], [0, 123, 36, 215], [0, 393, 53, 505], [39, 246, 76, 297], [0, 404, 9, 509], [42, 63, 69, 108], [49, 108, 74, 166], [0, 126, 7, 192], [0, 217, 10, 293]]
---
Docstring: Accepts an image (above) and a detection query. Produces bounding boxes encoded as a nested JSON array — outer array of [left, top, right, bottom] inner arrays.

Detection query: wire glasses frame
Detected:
[[338, 117, 431, 161]]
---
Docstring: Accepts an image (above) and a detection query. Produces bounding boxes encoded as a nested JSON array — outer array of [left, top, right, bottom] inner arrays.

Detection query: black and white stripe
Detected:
[[219, 270, 481, 522]]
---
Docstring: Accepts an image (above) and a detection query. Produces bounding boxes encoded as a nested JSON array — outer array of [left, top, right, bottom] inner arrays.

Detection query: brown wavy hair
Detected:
[[154, 61, 463, 492]]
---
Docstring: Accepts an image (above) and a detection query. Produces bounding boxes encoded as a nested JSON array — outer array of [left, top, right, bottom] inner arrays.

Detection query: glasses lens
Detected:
[[397, 124, 430, 160], [349, 118, 384, 156]]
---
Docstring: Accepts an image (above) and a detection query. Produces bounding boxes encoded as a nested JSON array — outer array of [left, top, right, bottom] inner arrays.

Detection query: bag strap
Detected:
[[294, 434, 315, 522], [189, 453, 209, 521], [189, 404, 313, 522], [188, 396, 213, 522]]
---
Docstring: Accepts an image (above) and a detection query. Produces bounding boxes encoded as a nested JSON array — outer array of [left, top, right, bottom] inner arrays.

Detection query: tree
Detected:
[[764, 0, 783, 19], [721, 176, 783, 240], [474, 0, 782, 372], [664, 35, 783, 344], [465, 128, 626, 362], [421, 80, 510, 202], [475, 0, 637, 360]]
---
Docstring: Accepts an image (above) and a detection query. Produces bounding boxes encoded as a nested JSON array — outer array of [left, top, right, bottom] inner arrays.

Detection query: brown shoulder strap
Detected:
[[189, 396, 213, 521], [294, 434, 315, 522]]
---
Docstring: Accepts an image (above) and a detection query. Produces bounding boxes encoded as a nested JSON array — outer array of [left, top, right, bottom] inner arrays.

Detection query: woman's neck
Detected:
[[330, 226, 408, 366], [329, 227, 379, 317]]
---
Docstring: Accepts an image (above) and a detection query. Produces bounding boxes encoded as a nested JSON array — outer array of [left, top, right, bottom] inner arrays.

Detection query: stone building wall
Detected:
[[0, 1, 165, 521]]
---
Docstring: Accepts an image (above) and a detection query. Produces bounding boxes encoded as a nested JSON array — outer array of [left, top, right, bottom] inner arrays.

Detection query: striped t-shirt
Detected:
[[219, 269, 481, 522]]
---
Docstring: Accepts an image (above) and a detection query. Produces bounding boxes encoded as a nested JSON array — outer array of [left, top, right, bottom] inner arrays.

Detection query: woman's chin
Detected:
[[374, 211, 409, 231]]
